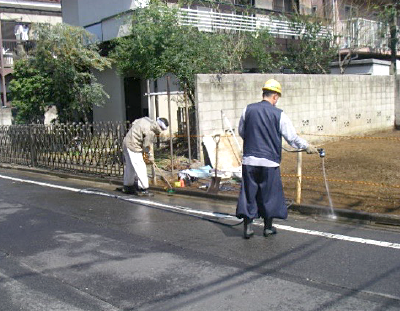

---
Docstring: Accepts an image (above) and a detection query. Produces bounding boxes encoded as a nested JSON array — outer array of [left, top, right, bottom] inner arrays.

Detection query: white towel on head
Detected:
[[157, 118, 168, 130]]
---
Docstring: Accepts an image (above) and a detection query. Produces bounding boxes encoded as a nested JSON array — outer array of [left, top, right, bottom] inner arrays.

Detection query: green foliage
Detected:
[[284, 14, 337, 74], [246, 29, 278, 73], [9, 59, 51, 123], [9, 23, 112, 124], [111, 1, 278, 101]]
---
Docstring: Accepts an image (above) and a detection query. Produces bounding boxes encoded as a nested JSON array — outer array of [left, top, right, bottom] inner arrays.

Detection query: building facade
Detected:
[[61, 0, 318, 125], [0, 0, 62, 124], [61, 0, 398, 127]]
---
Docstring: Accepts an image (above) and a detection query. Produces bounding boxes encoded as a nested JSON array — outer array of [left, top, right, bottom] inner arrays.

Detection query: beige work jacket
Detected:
[[123, 117, 162, 161]]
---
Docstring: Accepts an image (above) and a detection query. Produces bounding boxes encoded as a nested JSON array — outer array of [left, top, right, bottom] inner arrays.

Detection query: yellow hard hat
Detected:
[[262, 79, 282, 95]]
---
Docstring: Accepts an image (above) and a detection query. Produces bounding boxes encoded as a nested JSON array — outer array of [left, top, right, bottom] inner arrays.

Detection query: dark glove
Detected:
[[306, 144, 318, 154]]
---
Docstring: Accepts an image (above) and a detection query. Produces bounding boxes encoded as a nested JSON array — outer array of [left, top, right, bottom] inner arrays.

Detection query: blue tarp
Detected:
[[178, 165, 212, 179]]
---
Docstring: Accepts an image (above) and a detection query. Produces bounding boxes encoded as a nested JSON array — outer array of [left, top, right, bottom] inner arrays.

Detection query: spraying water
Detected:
[[318, 149, 337, 220]]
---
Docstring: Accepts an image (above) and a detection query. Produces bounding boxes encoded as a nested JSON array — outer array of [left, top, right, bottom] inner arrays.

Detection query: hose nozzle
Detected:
[[318, 148, 325, 158]]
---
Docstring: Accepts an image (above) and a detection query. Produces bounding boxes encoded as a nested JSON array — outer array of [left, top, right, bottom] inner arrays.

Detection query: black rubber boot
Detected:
[[263, 218, 277, 237], [118, 185, 138, 195], [244, 217, 254, 239]]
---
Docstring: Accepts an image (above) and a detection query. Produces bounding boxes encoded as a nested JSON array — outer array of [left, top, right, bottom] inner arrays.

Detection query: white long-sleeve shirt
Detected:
[[238, 106, 309, 167]]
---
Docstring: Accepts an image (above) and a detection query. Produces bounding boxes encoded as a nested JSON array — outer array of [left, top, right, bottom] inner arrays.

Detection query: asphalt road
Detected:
[[0, 168, 400, 311]]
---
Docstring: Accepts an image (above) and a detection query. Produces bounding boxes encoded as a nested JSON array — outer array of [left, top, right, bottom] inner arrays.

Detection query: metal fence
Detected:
[[339, 18, 391, 51], [1, 40, 36, 67], [0, 122, 129, 177]]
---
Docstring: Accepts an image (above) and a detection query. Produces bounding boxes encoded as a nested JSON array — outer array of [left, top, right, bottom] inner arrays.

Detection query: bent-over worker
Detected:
[[122, 116, 169, 196]]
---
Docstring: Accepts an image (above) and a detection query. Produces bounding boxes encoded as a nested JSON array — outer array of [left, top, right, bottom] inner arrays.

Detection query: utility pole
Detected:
[[390, 0, 398, 75], [0, 19, 7, 107], [394, 1, 400, 129]]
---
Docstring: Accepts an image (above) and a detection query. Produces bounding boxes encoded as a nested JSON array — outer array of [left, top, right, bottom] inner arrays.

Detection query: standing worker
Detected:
[[121, 117, 169, 197], [236, 79, 318, 239]]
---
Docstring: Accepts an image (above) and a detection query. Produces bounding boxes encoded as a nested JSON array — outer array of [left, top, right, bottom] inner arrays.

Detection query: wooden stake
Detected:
[[296, 152, 302, 204]]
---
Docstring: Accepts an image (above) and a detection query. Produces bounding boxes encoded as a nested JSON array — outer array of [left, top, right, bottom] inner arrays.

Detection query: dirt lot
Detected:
[[281, 129, 400, 215], [164, 129, 400, 216]]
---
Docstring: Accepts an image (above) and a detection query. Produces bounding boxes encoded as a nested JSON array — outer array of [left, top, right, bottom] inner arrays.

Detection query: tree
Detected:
[[284, 14, 338, 74], [10, 23, 112, 124], [9, 59, 52, 124], [111, 0, 279, 103], [374, 1, 400, 75], [332, 0, 389, 74]]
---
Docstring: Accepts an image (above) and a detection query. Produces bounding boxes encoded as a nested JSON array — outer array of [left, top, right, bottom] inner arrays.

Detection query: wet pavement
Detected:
[[0, 168, 400, 310]]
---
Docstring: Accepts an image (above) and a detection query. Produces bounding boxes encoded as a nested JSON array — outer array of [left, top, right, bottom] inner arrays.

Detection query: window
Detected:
[[273, 0, 284, 12], [235, 0, 255, 6], [1, 21, 31, 40], [273, 0, 299, 13], [344, 5, 358, 19], [312, 5, 317, 15]]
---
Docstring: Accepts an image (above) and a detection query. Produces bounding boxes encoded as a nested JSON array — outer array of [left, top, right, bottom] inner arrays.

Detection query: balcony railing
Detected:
[[1, 40, 36, 69], [338, 18, 391, 51], [178, 8, 329, 37]]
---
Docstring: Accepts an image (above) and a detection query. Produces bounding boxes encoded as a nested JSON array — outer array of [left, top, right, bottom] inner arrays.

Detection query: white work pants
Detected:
[[123, 147, 149, 189]]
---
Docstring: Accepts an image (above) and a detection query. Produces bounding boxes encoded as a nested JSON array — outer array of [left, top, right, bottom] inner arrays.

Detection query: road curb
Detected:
[[289, 204, 400, 226], [0, 163, 122, 186], [161, 187, 400, 226], [1, 163, 400, 227]]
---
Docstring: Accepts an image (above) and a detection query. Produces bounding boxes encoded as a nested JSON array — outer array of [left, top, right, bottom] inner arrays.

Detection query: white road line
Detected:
[[1, 173, 400, 250], [273, 224, 400, 249]]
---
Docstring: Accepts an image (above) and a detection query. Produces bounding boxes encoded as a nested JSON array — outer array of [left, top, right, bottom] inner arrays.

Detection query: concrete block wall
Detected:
[[396, 77, 400, 129], [0, 108, 12, 125], [195, 74, 395, 148]]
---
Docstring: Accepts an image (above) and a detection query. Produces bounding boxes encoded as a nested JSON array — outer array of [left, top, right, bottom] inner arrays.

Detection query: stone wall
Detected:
[[195, 74, 395, 155]]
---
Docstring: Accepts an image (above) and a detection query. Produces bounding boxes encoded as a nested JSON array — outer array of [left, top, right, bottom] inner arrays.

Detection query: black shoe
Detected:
[[137, 189, 154, 197], [117, 186, 138, 195], [244, 218, 254, 239], [263, 218, 277, 237]]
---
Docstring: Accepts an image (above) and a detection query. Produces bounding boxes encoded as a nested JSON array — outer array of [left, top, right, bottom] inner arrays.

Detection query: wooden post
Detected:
[[296, 152, 302, 204], [147, 79, 156, 185], [167, 76, 174, 177], [184, 92, 192, 164], [155, 79, 160, 148]]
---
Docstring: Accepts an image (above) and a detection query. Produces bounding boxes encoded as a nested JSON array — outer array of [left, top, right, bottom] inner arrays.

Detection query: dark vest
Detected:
[[243, 100, 283, 163]]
